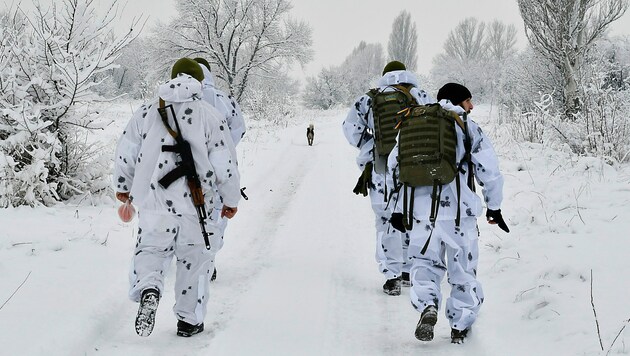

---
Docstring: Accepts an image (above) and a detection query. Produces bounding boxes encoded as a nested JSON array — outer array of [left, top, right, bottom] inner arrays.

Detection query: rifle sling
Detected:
[[158, 99, 187, 187]]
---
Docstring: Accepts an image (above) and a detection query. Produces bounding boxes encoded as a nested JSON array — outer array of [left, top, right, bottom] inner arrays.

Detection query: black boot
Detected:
[[415, 305, 438, 341], [135, 288, 160, 337], [451, 328, 469, 344], [210, 267, 217, 281], [382, 278, 402, 296], [177, 320, 205, 337], [401, 272, 411, 287]]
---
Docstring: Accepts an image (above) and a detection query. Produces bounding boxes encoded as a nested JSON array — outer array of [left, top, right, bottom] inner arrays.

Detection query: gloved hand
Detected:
[[352, 162, 375, 197], [390, 212, 406, 233], [486, 209, 510, 233]]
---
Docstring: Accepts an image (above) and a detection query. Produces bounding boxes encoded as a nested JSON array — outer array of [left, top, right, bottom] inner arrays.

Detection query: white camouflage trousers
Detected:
[[369, 172, 409, 280], [408, 217, 483, 331], [129, 210, 223, 326]]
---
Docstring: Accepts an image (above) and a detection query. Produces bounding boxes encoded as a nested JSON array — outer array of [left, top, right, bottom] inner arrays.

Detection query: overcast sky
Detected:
[[122, 0, 630, 77], [9, 0, 630, 77]]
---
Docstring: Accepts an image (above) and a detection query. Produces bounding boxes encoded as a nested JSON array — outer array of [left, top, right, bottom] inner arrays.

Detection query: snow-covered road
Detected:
[[2, 106, 630, 356]]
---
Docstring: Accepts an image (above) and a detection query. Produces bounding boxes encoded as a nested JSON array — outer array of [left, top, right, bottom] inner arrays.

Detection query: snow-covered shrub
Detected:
[[577, 56, 630, 163], [503, 46, 630, 163], [243, 71, 301, 126], [506, 93, 553, 145], [0, 1, 137, 207]]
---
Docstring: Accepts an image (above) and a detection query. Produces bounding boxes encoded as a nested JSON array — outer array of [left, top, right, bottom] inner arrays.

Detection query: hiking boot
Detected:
[[177, 320, 205, 337], [382, 278, 402, 296], [451, 328, 469, 344], [210, 267, 217, 281], [415, 305, 438, 341], [135, 288, 160, 337], [401, 272, 411, 287]]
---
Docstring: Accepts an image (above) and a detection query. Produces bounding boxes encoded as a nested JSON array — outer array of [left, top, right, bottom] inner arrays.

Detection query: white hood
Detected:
[[158, 74, 203, 103], [200, 65, 217, 90], [377, 70, 421, 88], [438, 99, 466, 115]]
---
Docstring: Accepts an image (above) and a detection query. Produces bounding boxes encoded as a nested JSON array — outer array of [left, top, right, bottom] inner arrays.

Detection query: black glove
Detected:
[[352, 162, 375, 197], [486, 209, 510, 233], [390, 212, 406, 233]]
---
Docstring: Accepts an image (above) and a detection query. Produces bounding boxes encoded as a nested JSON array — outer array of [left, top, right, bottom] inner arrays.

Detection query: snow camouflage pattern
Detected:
[[370, 172, 407, 279], [114, 74, 240, 326], [387, 100, 504, 332], [199, 65, 246, 147], [198, 65, 246, 256], [342, 70, 434, 280]]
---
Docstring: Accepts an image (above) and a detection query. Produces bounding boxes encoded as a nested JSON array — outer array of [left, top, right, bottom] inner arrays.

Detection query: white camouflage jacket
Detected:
[[387, 100, 504, 220], [199, 65, 246, 147], [113, 74, 241, 215], [342, 70, 434, 171]]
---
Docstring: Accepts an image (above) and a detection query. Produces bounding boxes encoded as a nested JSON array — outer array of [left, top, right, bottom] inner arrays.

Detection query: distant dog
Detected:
[[306, 124, 314, 146]]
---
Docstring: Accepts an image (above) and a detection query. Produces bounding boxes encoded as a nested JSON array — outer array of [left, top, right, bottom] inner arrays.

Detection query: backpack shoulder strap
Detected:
[[448, 110, 466, 132], [366, 88, 379, 99], [392, 84, 416, 105]]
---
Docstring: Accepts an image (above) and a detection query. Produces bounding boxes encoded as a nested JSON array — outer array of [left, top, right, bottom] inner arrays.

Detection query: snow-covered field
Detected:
[[1, 102, 629, 355]]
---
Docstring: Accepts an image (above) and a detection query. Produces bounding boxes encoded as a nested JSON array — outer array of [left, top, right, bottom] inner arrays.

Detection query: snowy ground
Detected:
[[1, 103, 629, 356]]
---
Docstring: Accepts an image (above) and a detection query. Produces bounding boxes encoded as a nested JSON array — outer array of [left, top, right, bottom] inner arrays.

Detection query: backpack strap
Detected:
[[392, 84, 417, 106], [429, 183, 441, 225], [462, 113, 476, 191], [402, 184, 415, 231]]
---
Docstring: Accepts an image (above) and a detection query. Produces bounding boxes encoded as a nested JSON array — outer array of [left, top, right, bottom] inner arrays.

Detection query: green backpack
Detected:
[[396, 103, 469, 233], [367, 84, 416, 173]]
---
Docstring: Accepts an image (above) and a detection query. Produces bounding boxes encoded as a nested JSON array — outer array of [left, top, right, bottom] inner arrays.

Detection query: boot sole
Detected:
[[135, 295, 159, 337], [383, 288, 401, 296], [415, 311, 438, 341]]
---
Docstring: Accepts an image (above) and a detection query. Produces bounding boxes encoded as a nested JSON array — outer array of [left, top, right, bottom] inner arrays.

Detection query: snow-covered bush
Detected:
[[506, 94, 552, 145], [0, 1, 137, 207], [503, 45, 630, 163], [243, 70, 301, 126], [577, 53, 630, 163]]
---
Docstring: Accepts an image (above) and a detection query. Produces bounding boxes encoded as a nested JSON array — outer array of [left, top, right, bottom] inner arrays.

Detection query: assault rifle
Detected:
[[157, 99, 212, 250]]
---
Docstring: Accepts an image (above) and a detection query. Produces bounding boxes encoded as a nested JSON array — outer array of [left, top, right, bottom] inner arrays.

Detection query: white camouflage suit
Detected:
[[387, 100, 504, 332], [113, 74, 241, 326], [342, 70, 433, 281], [198, 64, 246, 247]]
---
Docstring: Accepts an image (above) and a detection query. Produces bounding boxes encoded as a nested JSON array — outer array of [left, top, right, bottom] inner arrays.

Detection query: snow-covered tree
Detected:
[[431, 18, 489, 100], [0, 0, 138, 207], [518, 0, 629, 119], [387, 10, 418, 71], [150, 0, 313, 103], [441, 17, 486, 64], [497, 48, 561, 114], [96, 37, 153, 100], [302, 67, 349, 109], [485, 20, 517, 62], [243, 66, 301, 125], [301, 41, 383, 109], [343, 41, 385, 102]]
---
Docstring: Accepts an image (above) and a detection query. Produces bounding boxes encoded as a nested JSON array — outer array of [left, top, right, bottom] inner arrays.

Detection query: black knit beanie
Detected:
[[437, 83, 472, 105], [171, 58, 204, 82], [382, 60, 406, 75]]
